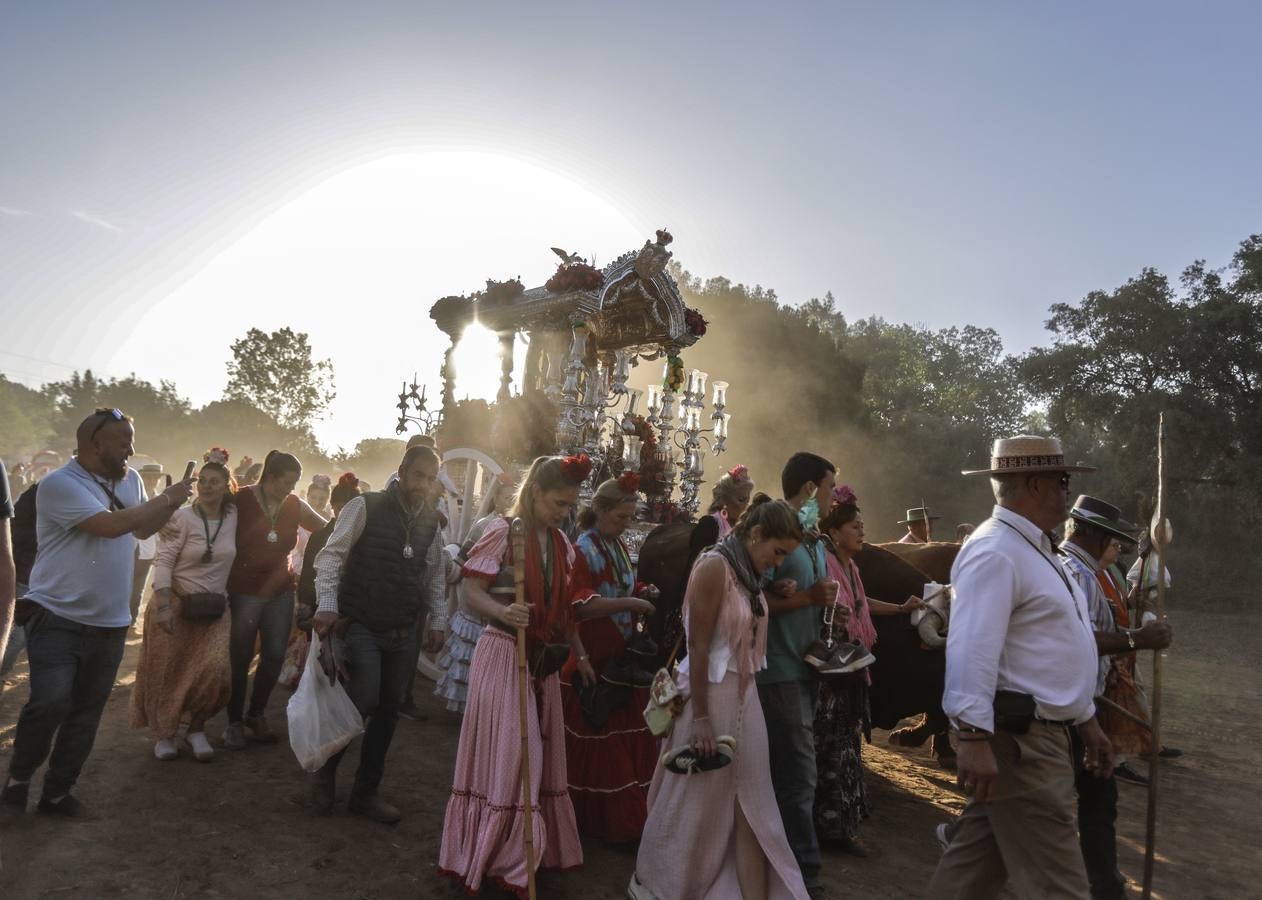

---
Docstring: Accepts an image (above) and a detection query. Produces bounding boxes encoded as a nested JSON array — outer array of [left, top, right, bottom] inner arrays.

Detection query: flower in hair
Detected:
[[311, 474, 332, 489], [336, 472, 360, 489], [559, 453, 593, 484], [204, 447, 230, 466], [833, 484, 858, 506], [617, 472, 641, 495], [728, 464, 750, 483]]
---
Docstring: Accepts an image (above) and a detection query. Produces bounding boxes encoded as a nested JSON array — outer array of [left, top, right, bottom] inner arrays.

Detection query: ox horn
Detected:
[[918, 608, 947, 649]]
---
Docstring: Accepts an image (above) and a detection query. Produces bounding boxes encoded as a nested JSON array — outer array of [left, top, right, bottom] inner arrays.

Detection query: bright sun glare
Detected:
[[119, 151, 643, 449]]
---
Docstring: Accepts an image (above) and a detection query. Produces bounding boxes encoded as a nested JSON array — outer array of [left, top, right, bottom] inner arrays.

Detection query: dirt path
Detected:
[[1, 605, 1258, 898]]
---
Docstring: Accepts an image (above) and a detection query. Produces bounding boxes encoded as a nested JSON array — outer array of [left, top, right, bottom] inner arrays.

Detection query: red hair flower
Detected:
[[337, 472, 360, 490], [728, 464, 750, 483], [833, 484, 858, 506], [559, 453, 593, 485], [204, 447, 230, 466], [617, 471, 641, 495]]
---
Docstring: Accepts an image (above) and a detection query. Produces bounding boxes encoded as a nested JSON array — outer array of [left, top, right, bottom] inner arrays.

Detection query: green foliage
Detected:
[[0, 376, 54, 459], [224, 327, 336, 432]]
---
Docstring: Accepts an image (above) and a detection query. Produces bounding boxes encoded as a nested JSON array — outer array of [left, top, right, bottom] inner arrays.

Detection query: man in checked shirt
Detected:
[[310, 445, 448, 824]]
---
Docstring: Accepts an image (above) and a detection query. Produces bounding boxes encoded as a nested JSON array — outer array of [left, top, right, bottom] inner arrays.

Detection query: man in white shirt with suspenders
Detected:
[[928, 436, 1114, 899]]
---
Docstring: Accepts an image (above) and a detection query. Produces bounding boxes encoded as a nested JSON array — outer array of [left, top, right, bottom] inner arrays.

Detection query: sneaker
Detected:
[[348, 793, 402, 824], [803, 639, 832, 669], [37, 793, 85, 817], [627, 873, 658, 900], [661, 735, 736, 774], [2, 779, 30, 809], [187, 732, 214, 763], [1114, 762, 1150, 785], [626, 630, 659, 660], [243, 715, 278, 743], [816, 641, 875, 676], [223, 722, 246, 750], [154, 739, 179, 761], [935, 822, 952, 854]]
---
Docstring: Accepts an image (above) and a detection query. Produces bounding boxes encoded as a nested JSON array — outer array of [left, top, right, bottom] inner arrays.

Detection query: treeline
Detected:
[[664, 233, 1262, 596], [3, 236, 1259, 595]]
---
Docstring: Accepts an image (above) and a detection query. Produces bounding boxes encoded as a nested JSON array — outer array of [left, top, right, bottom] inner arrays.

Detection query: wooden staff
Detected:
[[510, 518, 538, 900], [1141, 414, 1171, 899]]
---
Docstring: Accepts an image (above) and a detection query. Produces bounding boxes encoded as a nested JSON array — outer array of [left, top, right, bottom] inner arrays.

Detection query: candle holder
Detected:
[[394, 375, 441, 435]]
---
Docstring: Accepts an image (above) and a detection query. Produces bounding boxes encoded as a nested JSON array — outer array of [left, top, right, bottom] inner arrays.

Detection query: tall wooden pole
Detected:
[[510, 519, 538, 900], [1141, 413, 1169, 899]]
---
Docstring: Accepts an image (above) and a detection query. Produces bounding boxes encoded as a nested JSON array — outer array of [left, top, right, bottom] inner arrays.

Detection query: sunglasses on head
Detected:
[[90, 407, 125, 440]]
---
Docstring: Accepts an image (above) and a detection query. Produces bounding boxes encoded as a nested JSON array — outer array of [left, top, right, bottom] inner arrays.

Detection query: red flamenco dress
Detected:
[[559, 528, 659, 843]]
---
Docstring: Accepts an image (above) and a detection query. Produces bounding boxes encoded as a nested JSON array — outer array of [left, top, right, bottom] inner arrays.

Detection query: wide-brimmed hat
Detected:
[[1070, 495, 1139, 544], [139, 463, 164, 474], [962, 435, 1096, 476], [898, 506, 941, 525]]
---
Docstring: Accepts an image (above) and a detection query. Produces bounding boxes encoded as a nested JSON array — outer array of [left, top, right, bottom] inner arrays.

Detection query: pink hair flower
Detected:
[[833, 484, 858, 506]]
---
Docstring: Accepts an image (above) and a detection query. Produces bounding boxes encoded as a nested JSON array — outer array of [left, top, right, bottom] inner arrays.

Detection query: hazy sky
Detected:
[[2, 2, 1259, 449]]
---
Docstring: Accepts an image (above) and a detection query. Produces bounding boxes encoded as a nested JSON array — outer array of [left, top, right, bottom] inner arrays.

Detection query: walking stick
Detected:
[[1141, 414, 1171, 899], [510, 518, 538, 900]]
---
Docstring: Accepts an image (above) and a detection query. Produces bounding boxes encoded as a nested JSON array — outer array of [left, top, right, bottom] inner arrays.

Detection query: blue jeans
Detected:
[[758, 679, 822, 890], [227, 592, 295, 723], [0, 582, 28, 675], [8, 607, 128, 796], [324, 622, 417, 797]]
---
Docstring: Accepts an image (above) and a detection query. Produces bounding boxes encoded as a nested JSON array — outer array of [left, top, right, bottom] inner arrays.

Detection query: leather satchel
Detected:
[[179, 591, 228, 622]]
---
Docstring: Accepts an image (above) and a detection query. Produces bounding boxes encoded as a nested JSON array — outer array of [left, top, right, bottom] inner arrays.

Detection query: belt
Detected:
[[1034, 715, 1076, 727]]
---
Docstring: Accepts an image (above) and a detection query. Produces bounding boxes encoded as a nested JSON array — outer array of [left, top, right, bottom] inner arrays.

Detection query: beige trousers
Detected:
[[926, 720, 1089, 899]]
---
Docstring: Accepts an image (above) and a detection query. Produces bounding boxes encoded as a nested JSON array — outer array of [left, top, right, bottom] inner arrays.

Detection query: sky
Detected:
[[2, 1, 1260, 450]]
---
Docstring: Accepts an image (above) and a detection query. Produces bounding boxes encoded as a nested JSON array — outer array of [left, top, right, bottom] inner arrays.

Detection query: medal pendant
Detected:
[[403, 543, 415, 560], [201, 549, 214, 564], [267, 530, 279, 544]]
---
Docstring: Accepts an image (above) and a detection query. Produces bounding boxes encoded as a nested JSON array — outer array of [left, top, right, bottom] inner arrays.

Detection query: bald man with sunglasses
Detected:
[[2, 408, 193, 817]]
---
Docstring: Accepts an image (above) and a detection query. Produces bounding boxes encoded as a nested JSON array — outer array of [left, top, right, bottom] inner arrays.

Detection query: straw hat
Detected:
[[1070, 495, 1139, 544], [962, 435, 1096, 476]]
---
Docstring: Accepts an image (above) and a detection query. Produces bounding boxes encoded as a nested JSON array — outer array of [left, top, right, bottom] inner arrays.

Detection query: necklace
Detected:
[[400, 498, 427, 559], [257, 487, 282, 543], [196, 503, 226, 563]]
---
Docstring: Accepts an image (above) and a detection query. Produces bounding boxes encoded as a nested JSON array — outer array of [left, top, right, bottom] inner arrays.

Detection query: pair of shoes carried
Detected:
[[2, 778, 30, 809], [814, 640, 875, 676], [661, 735, 736, 774], [1114, 762, 1150, 785], [186, 732, 215, 762], [37, 793, 85, 817], [154, 739, 179, 761], [348, 793, 402, 824], [222, 722, 246, 750], [243, 715, 278, 743], [602, 657, 655, 689]]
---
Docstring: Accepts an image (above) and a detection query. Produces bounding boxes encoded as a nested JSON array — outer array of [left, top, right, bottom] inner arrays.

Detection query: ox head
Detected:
[[916, 584, 953, 649]]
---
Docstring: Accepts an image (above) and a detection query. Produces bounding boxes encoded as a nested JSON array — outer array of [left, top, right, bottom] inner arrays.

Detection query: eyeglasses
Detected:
[[89, 407, 126, 440]]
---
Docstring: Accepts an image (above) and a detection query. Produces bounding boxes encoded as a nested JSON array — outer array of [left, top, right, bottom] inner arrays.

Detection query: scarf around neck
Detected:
[[715, 532, 765, 620]]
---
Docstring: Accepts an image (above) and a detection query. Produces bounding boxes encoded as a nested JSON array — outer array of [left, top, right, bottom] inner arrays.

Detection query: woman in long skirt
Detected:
[[631, 498, 811, 900], [130, 450, 238, 762], [439, 455, 591, 897]]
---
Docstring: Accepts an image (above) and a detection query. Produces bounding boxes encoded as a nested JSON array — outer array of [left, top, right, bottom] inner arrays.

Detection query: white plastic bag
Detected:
[[286, 633, 364, 772]]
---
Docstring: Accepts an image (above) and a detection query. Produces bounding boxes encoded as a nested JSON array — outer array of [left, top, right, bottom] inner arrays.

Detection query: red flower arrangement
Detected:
[[684, 307, 708, 337], [617, 471, 641, 495], [546, 262, 604, 294], [204, 447, 230, 466], [559, 453, 593, 485]]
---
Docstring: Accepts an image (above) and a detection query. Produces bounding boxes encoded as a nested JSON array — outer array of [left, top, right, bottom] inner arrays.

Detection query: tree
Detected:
[[224, 327, 335, 432], [0, 376, 53, 459]]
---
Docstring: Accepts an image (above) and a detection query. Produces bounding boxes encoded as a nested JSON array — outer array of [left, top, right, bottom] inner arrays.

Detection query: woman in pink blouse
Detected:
[[130, 449, 239, 762]]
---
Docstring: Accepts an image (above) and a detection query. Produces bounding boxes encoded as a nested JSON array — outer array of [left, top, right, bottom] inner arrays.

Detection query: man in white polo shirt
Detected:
[[928, 436, 1114, 899], [2, 408, 192, 816]]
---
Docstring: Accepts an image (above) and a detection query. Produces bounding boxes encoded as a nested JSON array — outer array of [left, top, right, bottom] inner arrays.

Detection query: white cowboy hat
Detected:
[[962, 435, 1096, 477]]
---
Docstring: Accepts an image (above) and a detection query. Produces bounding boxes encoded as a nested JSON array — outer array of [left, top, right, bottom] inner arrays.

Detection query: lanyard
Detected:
[[92, 478, 127, 511], [995, 517, 1085, 625], [196, 505, 226, 554]]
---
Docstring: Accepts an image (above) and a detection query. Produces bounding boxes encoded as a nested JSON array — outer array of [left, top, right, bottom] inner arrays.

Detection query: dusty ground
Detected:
[[1, 602, 1259, 899]]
